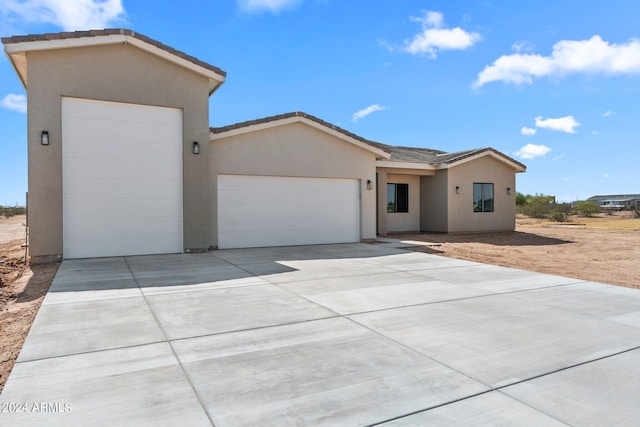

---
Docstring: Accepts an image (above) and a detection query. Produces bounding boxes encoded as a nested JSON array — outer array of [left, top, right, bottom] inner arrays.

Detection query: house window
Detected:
[[473, 183, 494, 212], [387, 183, 409, 213]]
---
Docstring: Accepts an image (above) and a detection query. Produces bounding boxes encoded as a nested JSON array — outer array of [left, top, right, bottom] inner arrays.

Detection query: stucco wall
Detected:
[[386, 174, 420, 232], [209, 122, 378, 247], [26, 43, 211, 259], [446, 156, 517, 232], [420, 171, 448, 232]]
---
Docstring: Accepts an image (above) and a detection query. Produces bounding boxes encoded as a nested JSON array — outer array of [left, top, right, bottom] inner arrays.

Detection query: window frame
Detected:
[[473, 183, 494, 213], [387, 183, 409, 213]]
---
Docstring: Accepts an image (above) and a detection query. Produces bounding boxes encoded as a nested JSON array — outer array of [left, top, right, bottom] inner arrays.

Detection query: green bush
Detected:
[[523, 195, 555, 218], [573, 201, 599, 217], [551, 207, 567, 222], [0, 205, 26, 218]]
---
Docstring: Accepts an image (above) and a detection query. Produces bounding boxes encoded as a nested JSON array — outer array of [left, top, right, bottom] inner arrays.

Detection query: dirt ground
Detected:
[[0, 212, 638, 393], [0, 216, 58, 393], [396, 211, 640, 290]]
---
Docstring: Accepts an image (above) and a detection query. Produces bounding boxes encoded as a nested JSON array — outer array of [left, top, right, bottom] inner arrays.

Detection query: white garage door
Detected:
[[62, 97, 183, 258], [218, 175, 360, 249]]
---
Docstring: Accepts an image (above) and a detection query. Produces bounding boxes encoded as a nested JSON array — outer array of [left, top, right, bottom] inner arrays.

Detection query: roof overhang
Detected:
[[211, 114, 391, 160], [376, 160, 437, 171], [439, 150, 526, 173], [3, 31, 226, 94]]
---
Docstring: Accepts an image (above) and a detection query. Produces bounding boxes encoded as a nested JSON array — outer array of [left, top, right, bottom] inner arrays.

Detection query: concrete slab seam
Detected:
[[123, 256, 216, 427], [167, 315, 342, 344], [494, 343, 640, 391], [204, 252, 348, 317], [333, 280, 586, 319], [10, 339, 168, 365], [343, 315, 498, 425], [486, 345, 640, 426]]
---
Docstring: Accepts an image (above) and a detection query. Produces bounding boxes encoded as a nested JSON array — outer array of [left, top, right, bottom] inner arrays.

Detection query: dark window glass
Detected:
[[387, 183, 408, 213], [473, 183, 494, 213]]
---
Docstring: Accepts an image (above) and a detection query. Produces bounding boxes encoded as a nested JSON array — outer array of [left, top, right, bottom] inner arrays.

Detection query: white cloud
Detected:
[[377, 39, 394, 53], [0, 0, 125, 30], [1, 93, 27, 113], [474, 35, 640, 88], [237, 0, 301, 13], [535, 115, 580, 133], [512, 40, 534, 53], [351, 104, 386, 122], [603, 110, 615, 117], [603, 172, 610, 178], [402, 10, 481, 58], [514, 143, 551, 159], [520, 126, 537, 136]]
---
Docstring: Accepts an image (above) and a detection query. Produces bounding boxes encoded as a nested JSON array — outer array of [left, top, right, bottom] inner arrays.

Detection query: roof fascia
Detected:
[[376, 160, 437, 171], [438, 151, 526, 172], [4, 34, 225, 93], [210, 116, 391, 159], [376, 166, 435, 176]]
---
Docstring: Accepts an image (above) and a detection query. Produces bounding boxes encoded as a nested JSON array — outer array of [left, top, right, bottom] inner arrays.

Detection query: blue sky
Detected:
[[1, 0, 639, 205]]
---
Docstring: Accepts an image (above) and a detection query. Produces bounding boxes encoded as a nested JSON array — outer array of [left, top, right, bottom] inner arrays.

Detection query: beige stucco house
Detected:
[[3, 29, 525, 262]]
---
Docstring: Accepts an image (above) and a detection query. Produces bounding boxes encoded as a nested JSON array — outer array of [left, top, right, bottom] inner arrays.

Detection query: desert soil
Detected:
[[0, 216, 58, 393], [0, 212, 639, 392], [396, 212, 640, 290]]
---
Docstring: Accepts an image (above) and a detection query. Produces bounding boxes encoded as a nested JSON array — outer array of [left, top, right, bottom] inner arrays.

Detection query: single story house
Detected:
[[587, 194, 640, 210], [2, 29, 525, 262]]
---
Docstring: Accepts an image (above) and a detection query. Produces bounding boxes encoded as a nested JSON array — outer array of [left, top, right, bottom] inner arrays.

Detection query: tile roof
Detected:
[[211, 111, 390, 153], [1, 28, 226, 78], [212, 112, 526, 170], [386, 145, 526, 169]]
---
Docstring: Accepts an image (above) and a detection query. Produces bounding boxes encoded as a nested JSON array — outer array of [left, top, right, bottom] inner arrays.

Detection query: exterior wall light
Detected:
[[41, 131, 49, 145], [192, 141, 200, 154], [507, 187, 512, 195], [455, 185, 461, 194], [367, 179, 373, 190]]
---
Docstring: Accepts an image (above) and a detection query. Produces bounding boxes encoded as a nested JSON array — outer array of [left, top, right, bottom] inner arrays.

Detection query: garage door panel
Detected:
[[218, 208, 358, 230], [64, 157, 180, 182], [64, 197, 182, 220], [64, 178, 182, 201], [218, 175, 359, 249], [65, 234, 181, 259], [64, 216, 182, 240], [64, 98, 181, 125], [63, 136, 179, 162], [64, 119, 181, 147], [63, 98, 182, 258], [218, 227, 355, 249]]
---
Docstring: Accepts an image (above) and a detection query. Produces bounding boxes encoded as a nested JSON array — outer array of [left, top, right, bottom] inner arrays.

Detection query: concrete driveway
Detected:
[[2, 242, 640, 426]]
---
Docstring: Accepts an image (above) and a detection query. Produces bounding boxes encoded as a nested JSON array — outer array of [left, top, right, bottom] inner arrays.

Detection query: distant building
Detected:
[[588, 194, 640, 210]]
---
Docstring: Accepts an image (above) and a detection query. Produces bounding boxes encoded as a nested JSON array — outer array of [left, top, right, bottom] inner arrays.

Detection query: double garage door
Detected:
[[62, 98, 183, 259], [218, 175, 360, 249]]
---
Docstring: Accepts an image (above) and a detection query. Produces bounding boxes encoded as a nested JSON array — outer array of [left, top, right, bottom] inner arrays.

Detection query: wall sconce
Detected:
[[192, 141, 200, 154], [366, 180, 373, 190], [507, 187, 512, 195], [455, 185, 461, 194], [41, 131, 49, 145]]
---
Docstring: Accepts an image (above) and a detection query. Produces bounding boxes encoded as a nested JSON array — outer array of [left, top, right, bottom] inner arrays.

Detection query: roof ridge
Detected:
[[392, 146, 446, 153], [435, 147, 486, 157], [1, 28, 226, 78]]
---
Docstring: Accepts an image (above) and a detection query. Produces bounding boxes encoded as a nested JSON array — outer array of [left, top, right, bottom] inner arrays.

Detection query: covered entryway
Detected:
[[62, 97, 183, 258], [217, 175, 360, 248]]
